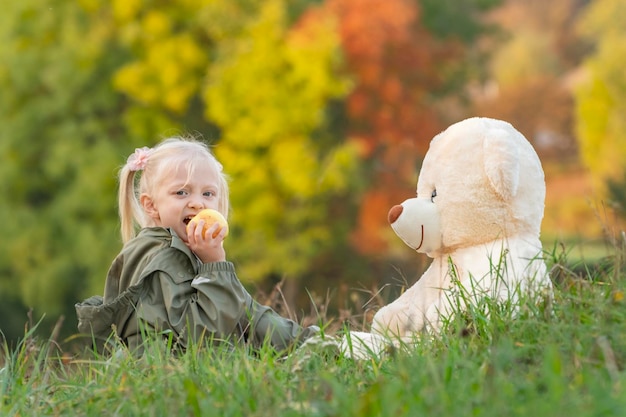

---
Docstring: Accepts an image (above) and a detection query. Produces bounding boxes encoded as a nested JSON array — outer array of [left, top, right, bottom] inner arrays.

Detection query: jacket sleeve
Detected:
[[242, 299, 320, 351], [190, 262, 319, 350], [188, 261, 252, 343]]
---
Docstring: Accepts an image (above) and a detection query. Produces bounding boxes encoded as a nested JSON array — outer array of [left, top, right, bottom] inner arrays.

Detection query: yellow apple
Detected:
[[187, 209, 229, 239]]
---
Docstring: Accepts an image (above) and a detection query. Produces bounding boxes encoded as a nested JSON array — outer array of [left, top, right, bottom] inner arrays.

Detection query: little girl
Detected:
[[76, 137, 319, 354]]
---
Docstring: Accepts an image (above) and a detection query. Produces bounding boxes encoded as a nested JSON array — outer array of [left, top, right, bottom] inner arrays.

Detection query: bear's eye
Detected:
[[431, 189, 437, 202]]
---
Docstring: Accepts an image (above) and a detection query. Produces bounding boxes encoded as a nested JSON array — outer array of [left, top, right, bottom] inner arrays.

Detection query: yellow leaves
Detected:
[[205, 0, 350, 174], [203, 1, 355, 279], [201, 0, 353, 281], [574, 0, 626, 196], [114, 63, 154, 104], [286, 6, 350, 106], [577, 0, 626, 38], [142, 10, 171, 38], [114, 32, 207, 113], [205, 0, 349, 138], [204, 3, 289, 143], [78, 0, 100, 13], [269, 138, 317, 198], [318, 142, 361, 192], [112, 0, 141, 23], [110, 1, 210, 113]]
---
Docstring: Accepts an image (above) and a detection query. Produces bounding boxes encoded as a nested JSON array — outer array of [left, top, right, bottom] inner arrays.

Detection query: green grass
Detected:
[[2, 241, 626, 416]]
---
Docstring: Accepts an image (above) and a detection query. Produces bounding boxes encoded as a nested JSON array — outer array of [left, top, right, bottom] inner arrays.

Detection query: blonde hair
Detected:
[[118, 137, 229, 242]]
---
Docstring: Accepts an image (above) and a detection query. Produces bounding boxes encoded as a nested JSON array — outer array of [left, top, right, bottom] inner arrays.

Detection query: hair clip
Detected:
[[127, 147, 152, 172]]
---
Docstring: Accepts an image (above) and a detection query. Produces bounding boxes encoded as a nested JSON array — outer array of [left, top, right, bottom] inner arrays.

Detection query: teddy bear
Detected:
[[342, 117, 553, 358]]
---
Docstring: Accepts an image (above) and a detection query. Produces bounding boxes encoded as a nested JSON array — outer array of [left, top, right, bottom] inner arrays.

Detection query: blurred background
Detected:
[[1, 0, 625, 345]]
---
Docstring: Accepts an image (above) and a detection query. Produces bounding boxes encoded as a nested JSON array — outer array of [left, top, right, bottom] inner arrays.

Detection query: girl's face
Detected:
[[141, 162, 222, 241]]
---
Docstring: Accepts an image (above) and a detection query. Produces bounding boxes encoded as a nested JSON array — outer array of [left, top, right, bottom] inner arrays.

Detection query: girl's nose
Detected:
[[188, 197, 205, 209]]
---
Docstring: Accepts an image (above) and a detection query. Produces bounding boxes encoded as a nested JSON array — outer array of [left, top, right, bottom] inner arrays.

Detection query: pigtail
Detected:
[[118, 146, 153, 242], [118, 164, 140, 243]]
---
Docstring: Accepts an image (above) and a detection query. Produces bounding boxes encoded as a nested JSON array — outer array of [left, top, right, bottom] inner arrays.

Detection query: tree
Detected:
[[574, 0, 626, 208], [325, 0, 503, 254], [0, 0, 126, 333], [201, 0, 359, 281], [572, 0, 626, 233], [473, 0, 588, 160]]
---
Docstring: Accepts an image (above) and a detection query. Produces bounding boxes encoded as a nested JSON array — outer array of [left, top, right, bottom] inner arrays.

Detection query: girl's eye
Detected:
[[204, 191, 216, 197], [431, 189, 437, 202], [175, 190, 187, 196]]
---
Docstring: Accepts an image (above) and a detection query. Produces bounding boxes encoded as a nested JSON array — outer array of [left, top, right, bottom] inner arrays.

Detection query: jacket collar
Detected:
[[140, 227, 199, 266]]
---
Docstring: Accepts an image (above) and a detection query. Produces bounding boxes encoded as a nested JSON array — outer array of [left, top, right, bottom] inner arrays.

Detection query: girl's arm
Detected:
[[242, 299, 320, 351], [192, 262, 319, 351]]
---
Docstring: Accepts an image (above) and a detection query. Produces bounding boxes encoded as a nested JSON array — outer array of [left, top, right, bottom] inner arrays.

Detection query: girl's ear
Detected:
[[140, 194, 160, 221]]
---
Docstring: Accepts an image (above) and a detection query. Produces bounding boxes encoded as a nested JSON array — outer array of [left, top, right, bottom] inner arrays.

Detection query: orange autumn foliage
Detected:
[[325, 0, 464, 253]]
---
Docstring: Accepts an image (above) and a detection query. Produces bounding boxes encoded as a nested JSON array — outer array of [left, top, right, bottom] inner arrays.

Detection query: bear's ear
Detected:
[[483, 128, 520, 200]]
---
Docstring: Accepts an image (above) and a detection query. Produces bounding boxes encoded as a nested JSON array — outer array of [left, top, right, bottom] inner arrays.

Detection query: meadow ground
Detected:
[[2, 239, 626, 417]]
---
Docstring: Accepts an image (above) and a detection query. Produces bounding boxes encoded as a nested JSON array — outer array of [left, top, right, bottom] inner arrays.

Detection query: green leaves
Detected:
[[0, 0, 122, 316]]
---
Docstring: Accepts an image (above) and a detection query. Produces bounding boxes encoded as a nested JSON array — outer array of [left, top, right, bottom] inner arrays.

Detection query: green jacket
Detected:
[[75, 227, 318, 354]]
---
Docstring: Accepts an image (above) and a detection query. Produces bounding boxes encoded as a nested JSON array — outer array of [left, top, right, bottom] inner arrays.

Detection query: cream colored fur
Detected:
[[342, 117, 553, 359]]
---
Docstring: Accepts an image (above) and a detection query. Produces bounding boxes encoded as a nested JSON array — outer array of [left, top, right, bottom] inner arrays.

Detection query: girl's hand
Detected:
[[185, 220, 227, 263]]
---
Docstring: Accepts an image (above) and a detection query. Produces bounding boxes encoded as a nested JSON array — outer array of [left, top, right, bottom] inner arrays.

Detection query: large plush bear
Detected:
[[343, 117, 553, 357]]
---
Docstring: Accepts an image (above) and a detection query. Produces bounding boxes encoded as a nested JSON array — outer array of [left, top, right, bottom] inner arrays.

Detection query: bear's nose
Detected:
[[388, 205, 403, 224]]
